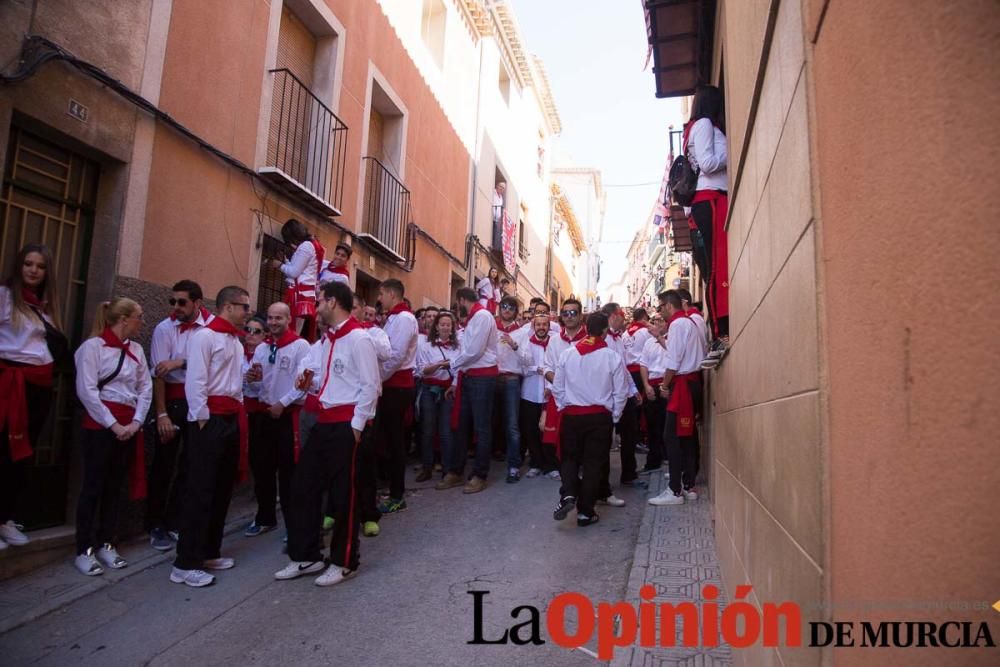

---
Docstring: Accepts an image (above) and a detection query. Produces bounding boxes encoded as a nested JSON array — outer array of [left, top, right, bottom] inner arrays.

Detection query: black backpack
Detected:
[[667, 153, 698, 207]]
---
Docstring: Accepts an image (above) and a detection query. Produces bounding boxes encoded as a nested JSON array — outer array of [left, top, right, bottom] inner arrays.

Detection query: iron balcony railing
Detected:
[[263, 68, 347, 214], [361, 157, 411, 261]]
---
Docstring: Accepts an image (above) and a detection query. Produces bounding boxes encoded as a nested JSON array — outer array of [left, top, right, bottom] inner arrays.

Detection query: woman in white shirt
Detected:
[[685, 85, 730, 345], [0, 244, 66, 550], [272, 219, 325, 340], [476, 268, 501, 315], [415, 311, 460, 484], [73, 297, 152, 576]]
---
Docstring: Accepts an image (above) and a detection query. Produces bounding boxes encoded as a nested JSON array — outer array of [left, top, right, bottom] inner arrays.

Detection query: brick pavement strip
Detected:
[[613, 474, 733, 667]]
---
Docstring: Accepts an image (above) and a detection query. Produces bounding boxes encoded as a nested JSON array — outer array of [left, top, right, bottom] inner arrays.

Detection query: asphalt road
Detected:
[[0, 458, 647, 666]]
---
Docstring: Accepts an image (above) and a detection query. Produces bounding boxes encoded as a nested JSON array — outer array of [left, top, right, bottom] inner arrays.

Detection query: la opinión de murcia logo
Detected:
[[468, 587, 997, 660]]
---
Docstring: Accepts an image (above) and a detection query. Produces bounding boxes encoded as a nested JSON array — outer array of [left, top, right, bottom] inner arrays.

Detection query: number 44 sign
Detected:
[[67, 99, 89, 123]]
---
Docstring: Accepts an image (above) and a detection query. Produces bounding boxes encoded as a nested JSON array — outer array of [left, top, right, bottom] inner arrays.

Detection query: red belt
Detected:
[[649, 377, 663, 387], [465, 365, 499, 377], [384, 369, 416, 389], [303, 393, 321, 414], [206, 395, 249, 483], [562, 405, 611, 416], [422, 377, 450, 388], [82, 400, 147, 500], [244, 396, 266, 414], [626, 364, 641, 373], [164, 381, 186, 402], [666, 372, 700, 436], [0, 360, 54, 462], [317, 404, 355, 424]]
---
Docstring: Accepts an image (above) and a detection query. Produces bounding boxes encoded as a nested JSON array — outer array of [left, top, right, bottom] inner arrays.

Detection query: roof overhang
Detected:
[[644, 0, 717, 98]]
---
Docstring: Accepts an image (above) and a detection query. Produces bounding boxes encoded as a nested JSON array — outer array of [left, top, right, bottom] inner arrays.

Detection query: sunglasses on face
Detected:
[[500, 303, 517, 311], [244, 327, 264, 335], [168, 298, 189, 307], [560, 309, 579, 317], [230, 303, 251, 312]]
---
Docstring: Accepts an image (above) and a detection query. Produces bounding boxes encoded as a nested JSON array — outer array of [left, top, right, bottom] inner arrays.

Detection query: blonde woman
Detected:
[[0, 244, 66, 550], [73, 298, 151, 575]]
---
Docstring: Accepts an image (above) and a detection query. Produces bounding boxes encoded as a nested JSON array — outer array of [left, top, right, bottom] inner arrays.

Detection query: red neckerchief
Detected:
[[21, 288, 44, 309], [686, 308, 701, 318], [529, 334, 549, 349], [100, 327, 139, 363], [268, 329, 300, 349], [309, 239, 325, 278], [173, 307, 212, 333], [207, 316, 243, 337], [560, 327, 586, 344], [468, 302, 488, 320], [627, 321, 648, 336], [387, 301, 411, 317], [575, 336, 608, 356], [666, 310, 690, 329], [244, 349, 254, 362], [329, 264, 349, 277], [609, 329, 623, 340], [496, 317, 519, 333], [317, 316, 363, 396], [432, 339, 456, 348], [360, 321, 376, 329]]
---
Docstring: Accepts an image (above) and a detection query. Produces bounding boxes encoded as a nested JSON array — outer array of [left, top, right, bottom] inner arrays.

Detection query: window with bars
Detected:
[[257, 234, 291, 315]]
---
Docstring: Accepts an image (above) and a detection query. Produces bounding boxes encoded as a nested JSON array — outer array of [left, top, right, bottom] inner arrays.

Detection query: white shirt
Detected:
[[0, 286, 53, 365], [74, 336, 152, 428], [365, 325, 392, 363], [689, 311, 709, 356], [476, 277, 500, 308], [450, 307, 498, 380], [543, 328, 584, 377], [552, 345, 632, 422], [519, 335, 551, 403], [495, 318, 523, 375], [663, 315, 704, 375], [624, 325, 653, 368], [318, 259, 350, 286], [640, 337, 668, 380], [380, 309, 418, 381], [243, 352, 260, 399], [185, 326, 244, 421], [281, 241, 321, 295], [415, 338, 459, 384], [248, 335, 311, 408], [149, 309, 213, 385], [688, 118, 728, 192], [606, 331, 639, 395], [301, 320, 380, 431]]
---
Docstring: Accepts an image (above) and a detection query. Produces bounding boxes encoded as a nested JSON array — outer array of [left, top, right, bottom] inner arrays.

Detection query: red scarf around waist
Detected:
[[0, 360, 54, 462], [165, 382, 186, 401], [542, 395, 562, 457], [81, 401, 147, 500], [666, 372, 700, 437], [206, 396, 249, 483]]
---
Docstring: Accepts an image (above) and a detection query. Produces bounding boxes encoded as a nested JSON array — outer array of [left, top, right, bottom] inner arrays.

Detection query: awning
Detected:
[[644, 0, 717, 98]]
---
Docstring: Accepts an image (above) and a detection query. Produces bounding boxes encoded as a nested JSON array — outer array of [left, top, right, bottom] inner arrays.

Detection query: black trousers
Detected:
[[0, 380, 52, 524], [615, 375, 642, 484], [520, 400, 557, 473], [378, 387, 414, 501], [691, 200, 729, 338], [664, 378, 704, 494], [145, 398, 189, 533], [250, 410, 296, 527], [173, 415, 239, 570], [559, 413, 613, 517], [288, 422, 360, 569], [356, 423, 380, 524], [641, 387, 667, 470], [75, 429, 129, 553]]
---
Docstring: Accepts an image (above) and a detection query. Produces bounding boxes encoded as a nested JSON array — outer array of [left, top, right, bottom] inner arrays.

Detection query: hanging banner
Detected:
[[502, 209, 517, 273]]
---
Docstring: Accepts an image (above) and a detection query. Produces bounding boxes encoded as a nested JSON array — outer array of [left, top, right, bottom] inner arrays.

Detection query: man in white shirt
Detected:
[[495, 296, 525, 483], [649, 290, 705, 507], [447, 287, 499, 494], [243, 302, 309, 537], [518, 313, 557, 477], [638, 313, 669, 474], [677, 288, 709, 357], [601, 303, 645, 491], [318, 242, 352, 286], [551, 313, 632, 527], [147, 279, 213, 551], [276, 281, 380, 587], [376, 279, 418, 514], [171, 286, 251, 588]]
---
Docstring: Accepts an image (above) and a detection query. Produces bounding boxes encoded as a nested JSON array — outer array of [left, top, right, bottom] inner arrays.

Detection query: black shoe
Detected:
[[577, 513, 600, 527], [506, 468, 520, 484], [553, 496, 576, 521]]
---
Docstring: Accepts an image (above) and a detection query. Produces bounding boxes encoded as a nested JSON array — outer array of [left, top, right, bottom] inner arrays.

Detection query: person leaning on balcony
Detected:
[[493, 181, 506, 224], [683, 85, 730, 355], [318, 242, 352, 286], [73, 297, 151, 576], [272, 218, 325, 340], [0, 243, 68, 551]]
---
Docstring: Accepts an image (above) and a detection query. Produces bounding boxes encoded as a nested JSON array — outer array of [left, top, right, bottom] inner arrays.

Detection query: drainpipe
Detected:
[[466, 27, 487, 286], [545, 193, 554, 306]]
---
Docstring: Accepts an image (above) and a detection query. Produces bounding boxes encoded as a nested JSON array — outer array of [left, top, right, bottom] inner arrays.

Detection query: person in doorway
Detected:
[[73, 298, 151, 575], [0, 244, 65, 551], [147, 280, 213, 552], [170, 286, 251, 588], [273, 219, 325, 340], [276, 281, 379, 587]]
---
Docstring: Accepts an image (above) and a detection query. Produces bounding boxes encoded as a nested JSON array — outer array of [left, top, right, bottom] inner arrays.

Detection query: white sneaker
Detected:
[[648, 490, 685, 506], [74, 550, 104, 576], [525, 468, 541, 478], [547, 470, 561, 481], [274, 560, 325, 580], [203, 557, 235, 571], [170, 567, 215, 587], [314, 564, 356, 587], [0, 520, 29, 546], [597, 495, 626, 507], [683, 488, 699, 501], [95, 544, 128, 569]]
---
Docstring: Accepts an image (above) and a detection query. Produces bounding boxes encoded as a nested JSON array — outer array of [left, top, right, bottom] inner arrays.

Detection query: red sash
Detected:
[[666, 372, 700, 436], [385, 370, 416, 389], [206, 396, 249, 483], [563, 405, 610, 416], [81, 401, 147, 500], [244, 397, 266, 414], [164, 381, 186, 401], [317, 404, 355, 424], [541, 395, 562, 457], [422, 377, 451, 388], [287, 404, 302, 463], [626, 364, 641, 373], [303, 393, 321, 414], [0, 361, 54, 462]]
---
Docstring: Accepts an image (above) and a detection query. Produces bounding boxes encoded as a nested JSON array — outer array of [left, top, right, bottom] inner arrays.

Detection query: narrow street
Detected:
[[0, 461, 646, 666]]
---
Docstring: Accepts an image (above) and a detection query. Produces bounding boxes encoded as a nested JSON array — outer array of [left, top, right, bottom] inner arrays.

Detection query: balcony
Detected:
[[260, 68, 348, 217], [359, 157, 411, 263]]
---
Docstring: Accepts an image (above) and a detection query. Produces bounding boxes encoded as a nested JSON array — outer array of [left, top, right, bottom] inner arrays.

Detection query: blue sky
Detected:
[[508, 0, 685, 293]]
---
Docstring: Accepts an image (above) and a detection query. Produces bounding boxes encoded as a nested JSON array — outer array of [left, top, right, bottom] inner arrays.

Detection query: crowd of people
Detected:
[[0, 88, 727, 589]]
